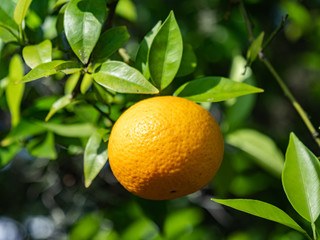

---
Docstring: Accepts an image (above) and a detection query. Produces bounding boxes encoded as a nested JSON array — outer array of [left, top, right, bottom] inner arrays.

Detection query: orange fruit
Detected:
[[108, 96, 224, 200]]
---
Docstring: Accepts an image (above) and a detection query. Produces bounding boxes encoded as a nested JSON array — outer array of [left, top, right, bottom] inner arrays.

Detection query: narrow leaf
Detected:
[[14, 0, 32, 25], [282, 133, 320, 223], [6, 54, 25, 128], [149, 11, 183, 90], [45, 94, 72, 121], [93, 61, 159, 94], [64, 0, 106, 64], [80, 73, 93, 94], [135, 21, 161, 79], [54, 61, 83, 74], [20, 60, 66, 83], [92, 26, 130, 63], [226, 129, 284, 177], [246, 32, 264, 66], [174, 77, 264, 102], [84, 129, 109, 187], [27, 132, 57, 160], [212, 198, 306, 234], [65, 72, 81, 94], [176, 44, 197, 77], [37, 121, 95, 137], [22, 40, 52, 69]]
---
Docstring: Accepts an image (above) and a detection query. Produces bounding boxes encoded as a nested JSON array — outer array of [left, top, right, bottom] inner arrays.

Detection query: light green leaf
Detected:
[[84, 129, 109, 187], [92, 26, 130, 63], [22, 40, 52, 69], [54, 61, 83, 74], [45, 94, 73, 121], [115, 0, 137, 22], [20, 60, 66, 83], [212, 198, 306, 234], [176, 44, 197, 77], [135, 21, 161, 79], [6, 54, 25, 128], [0, 143, 20, 168], [64, 0, 107, 64], [246, 32, 264, 66], [37, 121, 95, 137], [149, 11, 183, 90], [282, 133, 320, 223], [27, 132, 57, 160], [80, 73, 92, 94], [14, 0, 32, 25], [93, 61, 159, 94], [226, 129, 284, 177], [0, 4, 19, 42], [174, 77, 264, 102], [65, 72, 81, 94]]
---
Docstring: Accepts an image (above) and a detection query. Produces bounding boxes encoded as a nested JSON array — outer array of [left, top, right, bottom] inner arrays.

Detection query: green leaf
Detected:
[[65, 72, 81, 94], [92, 26, 130, 63], [135, 21, 162, 79], [6, 54, 25, 128], [20, 60, 66, 83], [84, 129, 109, 187], [282, 133, 320, 223], [176, 44, 197, 77], [22, 40, 52, 69], [64, 0, 107, 64], [37, 121, 95, 137], [115, 0, 137, 22], [246, 32, 264, 66], [0, 3, 19, 42], [174, 77, 264, 102], [14, 0, 32, 25], [93, 61, 159, 94], [0, 143, 20, 168], [149, 11, 183, 90], [212, 198, 306, 234], [226, 129, 284, 177], [80, 73, 93, 94], [54, 61, 83, 74], [45, 94, 73, 121], [27, 132, 57, 160]]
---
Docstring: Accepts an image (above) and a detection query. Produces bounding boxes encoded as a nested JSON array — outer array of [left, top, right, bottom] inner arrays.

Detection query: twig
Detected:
[[101, 0, 119, 33], [239, 0, 254, 42]]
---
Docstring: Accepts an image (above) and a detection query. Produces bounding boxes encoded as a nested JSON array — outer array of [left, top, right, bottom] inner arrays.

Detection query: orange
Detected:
[[108, 96, 224, 200]]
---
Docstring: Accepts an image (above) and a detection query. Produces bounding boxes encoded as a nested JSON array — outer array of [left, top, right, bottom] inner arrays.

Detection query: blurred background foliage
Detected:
[[0, 0, 319, 239]]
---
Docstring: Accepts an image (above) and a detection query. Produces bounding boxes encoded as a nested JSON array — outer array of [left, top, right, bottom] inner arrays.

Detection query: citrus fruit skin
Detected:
[[108, 96, 224, 200]]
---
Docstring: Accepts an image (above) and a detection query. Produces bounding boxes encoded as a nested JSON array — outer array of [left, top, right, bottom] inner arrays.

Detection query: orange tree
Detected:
[[0, 0, 319, 239]]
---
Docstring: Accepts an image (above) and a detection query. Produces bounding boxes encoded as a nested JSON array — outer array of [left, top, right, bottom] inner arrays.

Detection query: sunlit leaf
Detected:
[[20, 60, 66, 83], [84, 129, 109, 187], [93, 61, 159, 94], [6, 54, 25, 128], [246, 32, 264, 66], [22, 40, 52, 69], [80, 73, 92, 94], [92, 26, 130, 63], [149, 11, 183, 90], [135, 21, 161, 79], [45, 94, 73, 121], [14, 0, 32, 25], [226, 129, 284, 177], [54, 61, 83, 74], [64, 0, 107, 64], [176, 44, 197, 77], [212, 198, 306, 234], [0, 3, 19, 42], [282, 133, 320, 223], [115, 0, 137, 22], [174, 77, 263, 102], [37, 121, 95, 137], [27, 132, 57, 160]]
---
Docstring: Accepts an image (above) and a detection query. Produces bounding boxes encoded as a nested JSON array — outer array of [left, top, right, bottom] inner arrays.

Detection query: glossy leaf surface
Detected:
[[22, 40, 52, 69], [54, 61, 83, 74], [174, 77, 263, 102]]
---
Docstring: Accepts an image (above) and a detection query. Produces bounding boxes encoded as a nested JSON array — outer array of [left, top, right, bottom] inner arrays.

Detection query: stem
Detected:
[[311, 222, 317, 240], [101, 0, 119, 32], [261, 57, 320, 148], [239, 0, 254, 42]]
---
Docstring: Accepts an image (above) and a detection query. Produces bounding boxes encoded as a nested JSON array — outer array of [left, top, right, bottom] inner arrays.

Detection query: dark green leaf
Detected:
[[0, 143, 20, 168], [174, 77, 264, 102], [135, 21, 161, 79], [212, 198, 306, 234], [27, 132, 57, 160], [20, 60, 66, 83], [54, 61, 83, 74], [282, 133, 320, 223], [176, 44, 197, 77], [37, 121, 95, 137], [149, 11, 183, 90], [92, 26, 130, 63], [22, 40, 52, 69], [84, 129, 109, 187], [6, 54, 25, 128], [226, 129, 284, 177], [14, 0, 32, 25], [64, 0, 107, 64], [93, 61, 159, 94], [246, 32, 264, 66], [45, 94, 73, 121]]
